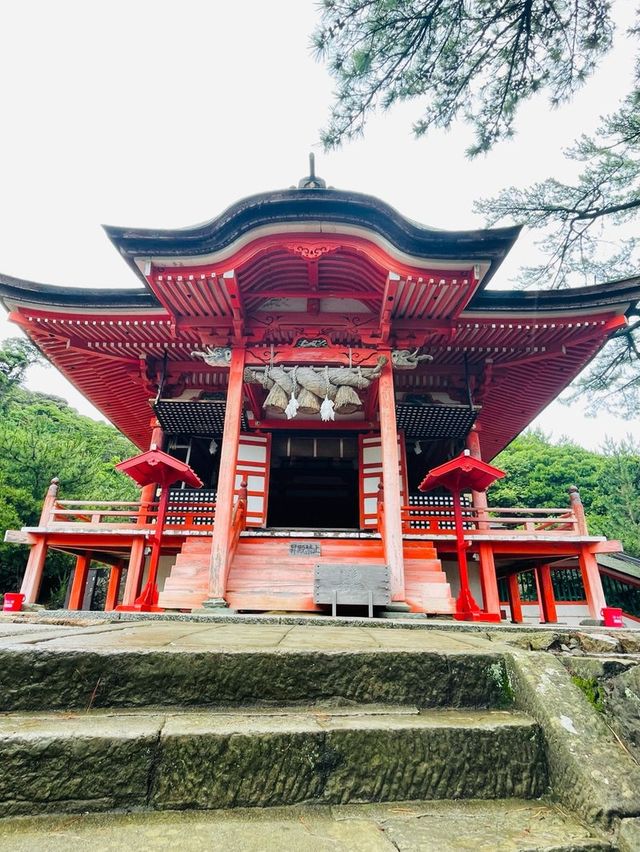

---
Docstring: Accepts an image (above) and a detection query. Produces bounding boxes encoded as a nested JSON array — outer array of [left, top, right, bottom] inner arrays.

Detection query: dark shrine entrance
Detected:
[[268, 433, 359, 529]]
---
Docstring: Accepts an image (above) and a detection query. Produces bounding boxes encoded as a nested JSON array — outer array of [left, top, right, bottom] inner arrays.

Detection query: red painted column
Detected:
[[122, 419, 164, 606], [105, 565, 123, 611], [466, 427, 489, 528], [68, 552, 92, 610], [536, 563, 558, 623], [466, 428, 500, 620], [578, 547, 607, 620], [206, 347, 246, 606], [568, 485, 607, 619], [477, 543, 501, 620], [378, 353, 405, 602], [20, 477, 59, 603], [122, 539, 147, 605], [507, 573, 523, 623], [20, 538, 48, 604]]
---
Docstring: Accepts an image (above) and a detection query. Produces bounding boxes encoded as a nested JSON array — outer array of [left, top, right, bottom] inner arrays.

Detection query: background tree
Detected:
[[314, 1, 640, 414], [0, 338, 137, 602], [0, 338, 42, 407], [493, 429, 640, 556]]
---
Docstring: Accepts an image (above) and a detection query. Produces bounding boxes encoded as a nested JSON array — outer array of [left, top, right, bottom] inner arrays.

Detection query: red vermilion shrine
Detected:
[[2, 163, 639, 621]]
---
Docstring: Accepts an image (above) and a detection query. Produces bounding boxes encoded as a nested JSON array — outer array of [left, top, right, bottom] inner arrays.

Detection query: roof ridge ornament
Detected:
[[298, 152, 326, 189]]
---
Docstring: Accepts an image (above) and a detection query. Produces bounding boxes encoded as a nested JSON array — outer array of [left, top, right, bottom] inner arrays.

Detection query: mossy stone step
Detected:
[[0, 647, 512, 711], [0, 800, 611, 851], [0, 706, 546, 816]]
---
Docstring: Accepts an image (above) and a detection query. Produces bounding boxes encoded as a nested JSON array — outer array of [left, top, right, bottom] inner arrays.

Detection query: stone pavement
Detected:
[[0, 615, 504, 653], [0, 800, 610, 851]]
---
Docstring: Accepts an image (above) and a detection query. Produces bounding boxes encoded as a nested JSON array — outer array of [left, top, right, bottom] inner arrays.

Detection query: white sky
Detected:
[[0, 1, 638, 451]]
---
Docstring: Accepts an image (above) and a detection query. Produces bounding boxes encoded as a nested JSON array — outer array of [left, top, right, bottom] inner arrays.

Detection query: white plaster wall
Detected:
[[441, 557, 485, 608], [156, 555, 176, 592], [136, 554, 175, 591]]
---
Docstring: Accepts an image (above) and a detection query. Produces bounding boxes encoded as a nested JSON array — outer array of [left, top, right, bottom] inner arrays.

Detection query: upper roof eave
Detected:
[[0, 271, 159, 312], [102, 187, 522, 288], [468, 275, 640, 314]]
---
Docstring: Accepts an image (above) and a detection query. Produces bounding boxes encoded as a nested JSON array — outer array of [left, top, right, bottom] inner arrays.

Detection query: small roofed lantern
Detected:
[[419, 451, 505, 621], [115, 449, 202, 611]]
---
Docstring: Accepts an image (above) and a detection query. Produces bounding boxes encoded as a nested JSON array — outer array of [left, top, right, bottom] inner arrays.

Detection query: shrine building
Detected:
[[2, 163, 639, 623]]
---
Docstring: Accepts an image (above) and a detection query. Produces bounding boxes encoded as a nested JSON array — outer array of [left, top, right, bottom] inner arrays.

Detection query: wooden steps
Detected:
[[159, 534, 455, 615]]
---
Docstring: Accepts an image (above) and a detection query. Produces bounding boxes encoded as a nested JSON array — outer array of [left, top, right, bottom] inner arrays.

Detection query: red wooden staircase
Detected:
[[159, 535, 455, 614]]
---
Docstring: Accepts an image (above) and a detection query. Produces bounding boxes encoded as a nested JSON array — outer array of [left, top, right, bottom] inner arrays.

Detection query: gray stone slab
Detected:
[[507, 650, 640, 827], [152, 708, 546, 809], [0, 645, 511, 711], [0, 712, 162, 817], [0, 800, 610, 851]]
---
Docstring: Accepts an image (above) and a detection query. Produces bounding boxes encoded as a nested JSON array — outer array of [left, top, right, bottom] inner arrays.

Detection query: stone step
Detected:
[[0, 641, 512, 712], [0, 706, 547, 816], [0, 800, 611, 851]]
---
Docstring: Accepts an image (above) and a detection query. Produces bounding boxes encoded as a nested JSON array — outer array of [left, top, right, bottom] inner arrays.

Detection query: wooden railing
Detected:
[[400, 505, 580, 537], [47, 499, 217, 531], [229, 482, 248, 557]]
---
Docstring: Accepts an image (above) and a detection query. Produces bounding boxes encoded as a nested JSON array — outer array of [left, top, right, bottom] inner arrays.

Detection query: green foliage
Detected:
[[314, 2, 640, 416], [571, 675, 605, 713], [0, 337, 42, 407], [0, 349, 138, 600], [493, 430, 640, 557], [315, 0, 614, 155]]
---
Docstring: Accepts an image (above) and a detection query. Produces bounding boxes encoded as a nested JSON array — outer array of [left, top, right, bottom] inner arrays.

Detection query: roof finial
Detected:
[[298, 152, 326, 189]]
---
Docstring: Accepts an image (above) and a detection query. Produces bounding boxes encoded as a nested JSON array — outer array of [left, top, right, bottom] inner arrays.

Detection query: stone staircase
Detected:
[[0, 619, 621, 849], [159, 534, 456, 614], [0, 636, 542, 817]]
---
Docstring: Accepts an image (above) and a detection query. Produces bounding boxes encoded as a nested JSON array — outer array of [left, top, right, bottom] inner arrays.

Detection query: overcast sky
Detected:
[[0, 1, 638, 450]]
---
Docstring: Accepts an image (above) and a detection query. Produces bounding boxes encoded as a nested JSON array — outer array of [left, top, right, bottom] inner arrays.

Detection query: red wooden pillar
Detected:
[[68, 551, 92, 610], [378, 352, 406, 603], [105, 565, 123, 611], [122, 538, 147, 605], [507, 573, 523, 623], [569, 485, 607, 619], [477, 543, 501, 620], [466, 429, 500, 620], [20, 477, 59, 603], [206, 347, 246, 606], [122, 419, 164, 606], [536, 563, 558, 623], [578, 547, 607, 620]]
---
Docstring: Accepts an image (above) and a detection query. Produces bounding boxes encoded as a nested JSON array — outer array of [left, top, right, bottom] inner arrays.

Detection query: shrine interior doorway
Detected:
[[267, 433, 359, 529]]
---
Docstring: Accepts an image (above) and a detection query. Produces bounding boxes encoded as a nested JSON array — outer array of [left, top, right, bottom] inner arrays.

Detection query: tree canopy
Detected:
[[493, 430, 640, 557], [0, 339, 137, 603], [315, 0, 614, 156], [314, 1, 640, 415]]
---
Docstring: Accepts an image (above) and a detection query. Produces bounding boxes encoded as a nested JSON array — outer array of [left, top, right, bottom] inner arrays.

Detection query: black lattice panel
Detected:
[[408, 492, 472, 530], [167, 488, 217, 526], [395, 404, 480, 439], [154, 400, 248, 436]]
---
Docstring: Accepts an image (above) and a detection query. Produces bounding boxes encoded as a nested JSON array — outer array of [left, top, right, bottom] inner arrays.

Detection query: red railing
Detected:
[[228, 482, 247, 560], [47, 499, 217, 531], [400, 505, 579, 537]]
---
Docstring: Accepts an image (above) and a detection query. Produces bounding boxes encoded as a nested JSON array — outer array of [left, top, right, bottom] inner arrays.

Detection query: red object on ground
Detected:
[[601, 607, 623, 628], [115, 450, 202, 612], [419, 451, 505, 622], [3, 593, 25, 612]]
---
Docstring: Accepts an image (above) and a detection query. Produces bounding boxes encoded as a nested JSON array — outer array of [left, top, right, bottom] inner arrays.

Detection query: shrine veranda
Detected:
[[2, 167, 640, 623]]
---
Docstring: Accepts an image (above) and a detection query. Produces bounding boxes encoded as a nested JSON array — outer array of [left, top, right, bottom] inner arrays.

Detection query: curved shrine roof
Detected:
[[102, 187, 521, 288], [0, 180, 638, 455]]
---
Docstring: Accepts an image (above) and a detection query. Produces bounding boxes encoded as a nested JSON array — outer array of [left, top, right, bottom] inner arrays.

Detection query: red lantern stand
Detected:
[[115, 449, 203, 612], [419, 451, 505, 622]]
